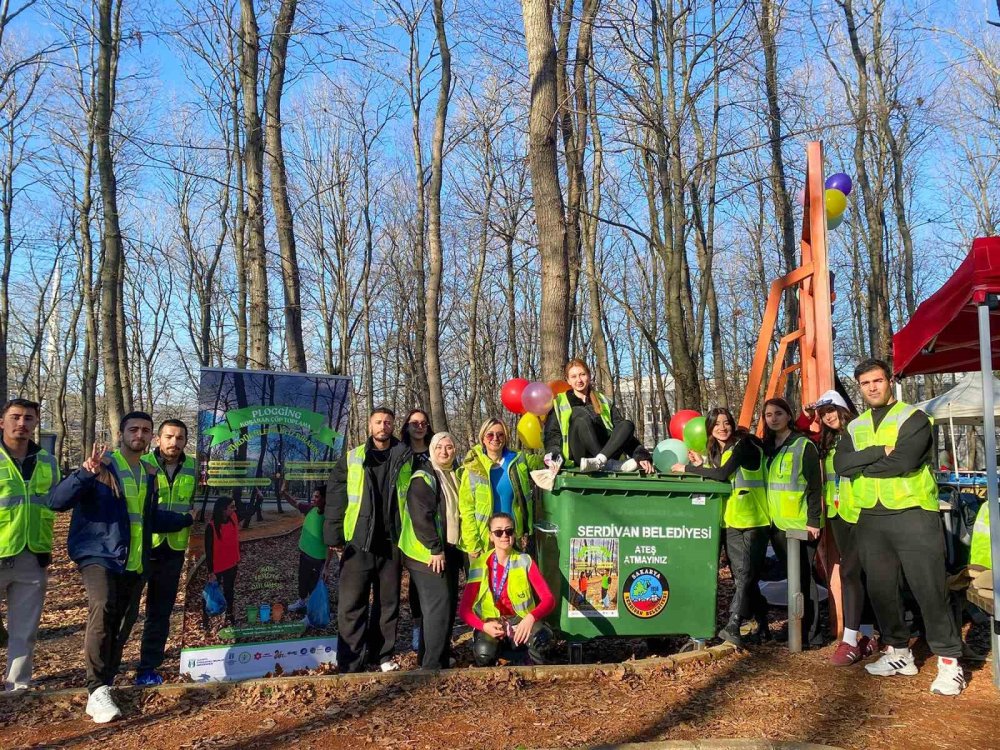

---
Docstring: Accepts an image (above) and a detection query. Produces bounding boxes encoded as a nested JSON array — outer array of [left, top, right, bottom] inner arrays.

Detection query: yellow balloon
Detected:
[[825, 188, 847, 219], [517, 413, 543, 450]]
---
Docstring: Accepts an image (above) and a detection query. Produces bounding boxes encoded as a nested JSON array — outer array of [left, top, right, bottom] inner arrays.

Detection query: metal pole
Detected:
[[786, 530, 807, 653], [976, 302, 1000, 689]]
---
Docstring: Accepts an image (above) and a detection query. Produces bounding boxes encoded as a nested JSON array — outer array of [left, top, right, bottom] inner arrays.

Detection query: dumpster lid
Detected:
[[551, 470, 732, 496]]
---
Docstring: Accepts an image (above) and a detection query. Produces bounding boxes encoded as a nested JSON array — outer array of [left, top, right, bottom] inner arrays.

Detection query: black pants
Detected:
[[138, 545, 186, 673], [829, 515, 870, 632], [855, 508, 961, 657], [769, 527, 821, 645], [407, 562, 452, 670], [409, 576, 422, 631], [725, 526, 770, 624], [336, 543, 401, 673], [472, 617, 552, 666], [80, 565, 145, 693], [298, 551, 325, 601], [567, 406, 639, 464]]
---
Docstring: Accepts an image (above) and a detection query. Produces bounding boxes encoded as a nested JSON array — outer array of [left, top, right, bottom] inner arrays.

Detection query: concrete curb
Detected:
[[0, 643, 737, 704]]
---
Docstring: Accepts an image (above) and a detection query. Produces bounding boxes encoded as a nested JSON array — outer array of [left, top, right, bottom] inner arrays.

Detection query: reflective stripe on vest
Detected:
[[554, 390, 614, 466], [824, 447, 859, 523], [299, 507, 327, 560], [471, 551, 536, 620], [142, 454, 196, 551], [110, 451, 149, 573], [0, 446, 59, 557], [344, 446, 366, 542], [970, 501, 992, 569], [846, 402, 938, 513], [712, 443, 769, 529], [398, 470, 441, 564], [767, 435, 810, 531]]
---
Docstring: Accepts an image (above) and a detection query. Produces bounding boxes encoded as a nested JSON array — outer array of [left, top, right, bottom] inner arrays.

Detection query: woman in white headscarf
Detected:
[[429, 432, 464, 629]]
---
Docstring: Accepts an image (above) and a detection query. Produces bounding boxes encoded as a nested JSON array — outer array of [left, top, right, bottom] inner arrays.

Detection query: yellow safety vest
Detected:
[[458, 445, 532, 556], [970, 501, 992, 569], [469, 550, 536, 620], [110, 451, 150, 573], [397, 469, 441, 564], [0, 445, 60, 557], [767, 434, 814, 531], [344, 444, 413, 543], [142, 454, 196, 552], [846, 401, 938, 513], [709, 443, 769, 529], [824, 447, 859, 523], [553, 390, 614, 466]]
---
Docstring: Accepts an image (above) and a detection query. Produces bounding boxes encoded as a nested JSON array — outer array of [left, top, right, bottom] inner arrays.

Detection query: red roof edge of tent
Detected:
[[893, 237, 1000, 377]]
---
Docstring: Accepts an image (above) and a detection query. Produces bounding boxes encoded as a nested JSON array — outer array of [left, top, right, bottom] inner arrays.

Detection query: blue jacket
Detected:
[[49, 459, 193, 575]]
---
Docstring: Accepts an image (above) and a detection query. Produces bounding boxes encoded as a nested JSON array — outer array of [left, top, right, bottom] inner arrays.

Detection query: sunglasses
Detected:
[[484, 431, 505, 441], [408, 420, 428, 428], [491, 528, 515, 538]]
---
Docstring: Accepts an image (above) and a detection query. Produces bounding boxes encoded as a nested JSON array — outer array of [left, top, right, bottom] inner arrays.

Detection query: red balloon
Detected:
[[669, 409, 701, 441], [549, 380, 572, 396], [501, 378, 530, 414]]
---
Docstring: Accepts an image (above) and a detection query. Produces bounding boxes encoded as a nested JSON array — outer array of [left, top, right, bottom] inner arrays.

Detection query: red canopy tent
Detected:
[[892, 235, 1000, 689], [894, 237, 1000, 376]]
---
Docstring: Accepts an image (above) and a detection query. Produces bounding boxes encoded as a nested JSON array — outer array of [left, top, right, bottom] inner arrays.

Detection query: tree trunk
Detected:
[[424, 0, 451, 430], [264, 0, 306, 372], [521, 0, 568, 381], [239, 0, 270, 369]]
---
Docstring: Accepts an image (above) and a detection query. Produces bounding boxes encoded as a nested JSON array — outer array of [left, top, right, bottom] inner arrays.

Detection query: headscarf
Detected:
[[429, 431, 461, 545]]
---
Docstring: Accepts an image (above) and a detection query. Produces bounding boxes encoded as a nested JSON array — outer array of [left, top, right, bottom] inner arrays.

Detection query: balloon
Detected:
[[795, 186, 806, 207], [683, 416, 708, 454], [669, 409, 700, 441], [517, 413, 543, 450], [521, 381, 555, 416], [824, 189, 847, 220], [827, 213, 845, 231], [501, 378, 529, 414], [653, 438, 689, 473], [825, 172, 853, 196], [549, 380, 572, 396]]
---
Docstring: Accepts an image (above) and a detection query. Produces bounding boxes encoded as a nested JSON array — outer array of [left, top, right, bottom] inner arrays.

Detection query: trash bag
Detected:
[[305, 579, 330, 628], [203, 580, 227, 617]]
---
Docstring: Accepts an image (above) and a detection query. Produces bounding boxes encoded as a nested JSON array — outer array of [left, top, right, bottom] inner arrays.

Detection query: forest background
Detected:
[[1, 0, 998, 463]]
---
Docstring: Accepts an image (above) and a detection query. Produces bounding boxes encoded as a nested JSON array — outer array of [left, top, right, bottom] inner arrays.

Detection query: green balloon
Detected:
[[653, 438, 688, 472], [683, 416, 708, 454]]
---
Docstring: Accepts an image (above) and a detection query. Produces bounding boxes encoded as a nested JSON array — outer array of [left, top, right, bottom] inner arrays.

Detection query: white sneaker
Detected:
[[930, 657, 966, 696], [579, 457, 604, 473], [85, 685, 121, 723], [865, 646, 918, 677], [380, 661, 400, 672], [618, 459, 639, 472]]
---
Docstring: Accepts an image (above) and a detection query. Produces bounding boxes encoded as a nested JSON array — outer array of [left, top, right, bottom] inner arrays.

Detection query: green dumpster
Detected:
[[534, 471, 731, 642]]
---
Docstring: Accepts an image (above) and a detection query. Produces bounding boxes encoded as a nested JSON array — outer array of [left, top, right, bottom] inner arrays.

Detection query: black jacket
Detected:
[[324, 437, 413, 551]]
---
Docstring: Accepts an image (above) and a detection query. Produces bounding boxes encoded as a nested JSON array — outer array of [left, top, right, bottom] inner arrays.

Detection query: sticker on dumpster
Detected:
[[622, 568, 669, 618], [567, 537, 619, 618]]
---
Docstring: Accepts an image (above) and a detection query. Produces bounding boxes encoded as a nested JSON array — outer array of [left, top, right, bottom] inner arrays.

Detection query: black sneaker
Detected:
[[717, 621, 744, 648]]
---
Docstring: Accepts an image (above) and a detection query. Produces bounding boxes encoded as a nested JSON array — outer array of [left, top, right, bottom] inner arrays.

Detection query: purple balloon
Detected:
[[825, 172, 853, 196]]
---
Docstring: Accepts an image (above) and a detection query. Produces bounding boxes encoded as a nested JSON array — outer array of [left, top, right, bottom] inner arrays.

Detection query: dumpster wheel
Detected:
[[568, 642, 585, 664], [678, 637, 707, 653]]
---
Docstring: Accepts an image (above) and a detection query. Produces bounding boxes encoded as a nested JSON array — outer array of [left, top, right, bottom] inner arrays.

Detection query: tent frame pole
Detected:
[[976, 302, 1000, 689]]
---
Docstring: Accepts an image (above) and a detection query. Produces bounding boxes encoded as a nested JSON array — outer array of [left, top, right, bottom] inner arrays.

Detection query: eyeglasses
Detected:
[[491, 528, 515, 538], [408, 420, 428, 428], [484, 432, 505, 441]]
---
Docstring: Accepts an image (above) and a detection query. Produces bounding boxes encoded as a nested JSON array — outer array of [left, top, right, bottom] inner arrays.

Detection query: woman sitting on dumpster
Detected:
[[542, 358, 653, 473], [762, 397, 825, 647], [810, 391, 879, 665], [671, 407, 770, 647], [459, 418, 534, 559], [459, 512, 555, 666]]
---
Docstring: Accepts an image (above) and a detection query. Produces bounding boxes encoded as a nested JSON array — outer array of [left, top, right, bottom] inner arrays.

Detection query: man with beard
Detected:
[[50, 412, 194, 722], [325, 406, 413, 672], [135, 419, 197, 686]]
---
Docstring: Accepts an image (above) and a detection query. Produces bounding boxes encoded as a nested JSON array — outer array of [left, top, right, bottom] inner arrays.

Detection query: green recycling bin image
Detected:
[[534, 471, 731, 643]]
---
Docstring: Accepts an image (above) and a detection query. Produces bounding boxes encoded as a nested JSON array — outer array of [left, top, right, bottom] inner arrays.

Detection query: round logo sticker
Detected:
[[622, 568, 669, 618]]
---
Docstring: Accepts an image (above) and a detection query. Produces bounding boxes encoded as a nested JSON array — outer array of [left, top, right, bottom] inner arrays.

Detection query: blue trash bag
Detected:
[[203, 580, 227, 616], [305, 579, 330, 628]]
